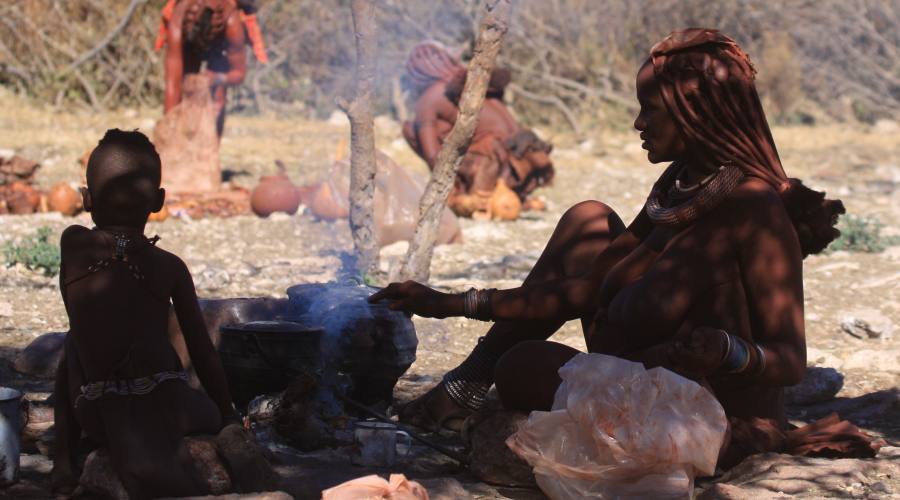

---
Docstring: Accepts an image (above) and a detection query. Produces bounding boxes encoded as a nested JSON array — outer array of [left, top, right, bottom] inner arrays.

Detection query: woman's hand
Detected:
[[667, 327, 728, 379], [368, 281, 462, 319]]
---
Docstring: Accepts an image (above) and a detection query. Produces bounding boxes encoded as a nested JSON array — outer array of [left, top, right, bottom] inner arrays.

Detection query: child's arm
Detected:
[[170, 256, 238, 423], [53, 226, 86, 492], [51, 346, 80, 493]]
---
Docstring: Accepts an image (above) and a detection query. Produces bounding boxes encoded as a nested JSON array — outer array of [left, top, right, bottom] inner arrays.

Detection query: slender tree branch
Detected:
[[398, 0, 513, 282], [342, 0, 380, 276]]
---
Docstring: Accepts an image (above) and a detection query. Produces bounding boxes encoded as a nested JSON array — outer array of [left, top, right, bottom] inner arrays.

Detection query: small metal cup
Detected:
[[0, 387, 23, 485], [349, 420, 412, 467]]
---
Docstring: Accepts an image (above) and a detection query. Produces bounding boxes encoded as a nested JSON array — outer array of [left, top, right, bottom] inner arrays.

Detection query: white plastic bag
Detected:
[[506, 353, 727, 499]]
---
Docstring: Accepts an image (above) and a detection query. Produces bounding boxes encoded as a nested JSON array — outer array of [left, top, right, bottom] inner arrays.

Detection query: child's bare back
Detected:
[[52, 130, 237, 499]]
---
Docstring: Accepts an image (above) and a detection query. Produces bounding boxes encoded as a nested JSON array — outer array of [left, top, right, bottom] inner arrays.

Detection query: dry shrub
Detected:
[[756, 31, 803, 121], [1, 0, 898, 130]]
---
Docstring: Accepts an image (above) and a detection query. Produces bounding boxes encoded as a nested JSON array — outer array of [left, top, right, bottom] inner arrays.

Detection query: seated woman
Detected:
[[51, 130, 239, 498], [371, 29, 874, 464]]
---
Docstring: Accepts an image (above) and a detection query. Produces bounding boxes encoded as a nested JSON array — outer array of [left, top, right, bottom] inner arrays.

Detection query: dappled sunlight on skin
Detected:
[[372, 30, 877, 464]]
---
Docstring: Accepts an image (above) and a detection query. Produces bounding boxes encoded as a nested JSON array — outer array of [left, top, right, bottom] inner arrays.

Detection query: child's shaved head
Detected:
[[86, 129, 163, 225]]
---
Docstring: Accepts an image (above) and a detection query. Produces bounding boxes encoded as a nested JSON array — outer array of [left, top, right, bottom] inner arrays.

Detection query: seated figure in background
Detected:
[[373, 29, 878, 467], [51, 130, 240, 498]]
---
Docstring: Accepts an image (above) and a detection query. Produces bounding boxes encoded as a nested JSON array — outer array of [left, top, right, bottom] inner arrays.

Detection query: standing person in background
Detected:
[[156, 0, 266, 137]]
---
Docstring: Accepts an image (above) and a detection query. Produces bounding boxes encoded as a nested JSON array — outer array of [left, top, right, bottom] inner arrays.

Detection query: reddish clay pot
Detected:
[[6, 181, 41, 215], [489, 180, 521, 221], [250, 174, 300, 217], [309, 182, 348, 221], [47, 183, 82, 216]]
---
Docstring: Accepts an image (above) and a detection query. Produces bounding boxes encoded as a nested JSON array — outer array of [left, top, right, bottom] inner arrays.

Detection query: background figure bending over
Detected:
[[402, 41, 554, 217], [401, 41, 464, 169], [159, 0, 248, 137]]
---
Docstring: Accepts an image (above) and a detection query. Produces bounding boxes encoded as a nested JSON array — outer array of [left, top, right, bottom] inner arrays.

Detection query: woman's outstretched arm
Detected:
[[370, 209, 651, 321]]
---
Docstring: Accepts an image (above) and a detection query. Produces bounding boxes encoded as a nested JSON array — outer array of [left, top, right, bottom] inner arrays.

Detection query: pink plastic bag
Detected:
[[321, 473, 429, 500], [506, 353, 727, 499]]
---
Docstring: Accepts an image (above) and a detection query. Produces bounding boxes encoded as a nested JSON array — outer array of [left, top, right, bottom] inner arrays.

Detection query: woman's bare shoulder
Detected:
[[722, 177, 788, 220], [723, 177, 798, 245]]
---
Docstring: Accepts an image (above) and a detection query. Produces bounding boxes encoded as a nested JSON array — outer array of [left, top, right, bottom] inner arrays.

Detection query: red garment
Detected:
[[154, 0, 268, 64], [722, 413, 883, 469]]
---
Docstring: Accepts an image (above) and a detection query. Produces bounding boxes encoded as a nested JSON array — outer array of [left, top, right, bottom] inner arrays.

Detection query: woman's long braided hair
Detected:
[[649, 28, 845, 256]]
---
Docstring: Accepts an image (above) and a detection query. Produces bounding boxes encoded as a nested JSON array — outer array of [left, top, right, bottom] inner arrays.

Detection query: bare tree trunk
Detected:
[[338, 0, 379, 276], [398, 0, 513, 282]]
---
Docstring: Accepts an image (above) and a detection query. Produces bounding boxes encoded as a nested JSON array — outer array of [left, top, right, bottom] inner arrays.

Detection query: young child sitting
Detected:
[[51, 129, 239, 498]]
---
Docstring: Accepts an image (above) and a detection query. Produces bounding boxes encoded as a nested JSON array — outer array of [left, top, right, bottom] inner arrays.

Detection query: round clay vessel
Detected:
[[309, 182, 348, 221], [250, 174, 300, 217], [489, 180, 521, 221], [7, 181, 41, 215], [47, 183, 82, 216]]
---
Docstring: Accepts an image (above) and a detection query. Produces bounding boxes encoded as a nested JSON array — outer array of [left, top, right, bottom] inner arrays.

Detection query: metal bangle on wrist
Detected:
[[717, 329, 753, 374], [462, 287, 496, 321]]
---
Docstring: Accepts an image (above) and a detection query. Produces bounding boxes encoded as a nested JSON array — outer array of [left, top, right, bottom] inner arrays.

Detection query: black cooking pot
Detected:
[[218, 320, 324, 407]]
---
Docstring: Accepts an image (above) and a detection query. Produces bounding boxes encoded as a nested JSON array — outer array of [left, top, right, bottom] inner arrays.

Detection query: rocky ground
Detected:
[[1, 87, 899, 498]]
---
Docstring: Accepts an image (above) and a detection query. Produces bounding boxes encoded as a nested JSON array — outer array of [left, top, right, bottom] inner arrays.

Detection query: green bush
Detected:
[[3, 227, 61, 276], [828, 215, 899, 253]]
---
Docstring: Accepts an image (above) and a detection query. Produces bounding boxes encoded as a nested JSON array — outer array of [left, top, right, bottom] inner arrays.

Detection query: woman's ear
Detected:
[[152, 188, 166, 213], [80, 187, 92, 213]]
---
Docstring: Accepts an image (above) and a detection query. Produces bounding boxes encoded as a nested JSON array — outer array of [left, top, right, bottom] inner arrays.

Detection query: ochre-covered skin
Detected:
[[374, 30, 875, 465], [164, 0, 247, 137], [402, 43, 554, 216]]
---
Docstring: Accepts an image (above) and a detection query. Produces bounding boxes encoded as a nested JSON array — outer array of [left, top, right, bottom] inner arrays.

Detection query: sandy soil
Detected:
[[1, 87, 898, 498]]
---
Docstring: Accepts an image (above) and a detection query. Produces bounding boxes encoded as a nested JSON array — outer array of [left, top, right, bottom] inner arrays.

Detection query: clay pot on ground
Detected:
[[448, 191, 490, 218], [47, 183, 82, 216], [488, 180, 521, 221], [5, 181, 41, 214], [250, 174, 301, 217], [309, 182, 349, 221]]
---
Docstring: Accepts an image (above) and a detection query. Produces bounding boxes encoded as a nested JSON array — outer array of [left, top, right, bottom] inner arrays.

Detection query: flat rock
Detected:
[[80, 448, 131, 500], [463, 410, 536, 488], [215, 424, 280, 493], [698, 452, 899, 499], [80, 437, 232, 499], [13, 331, 66, 378], [841, 308, 895, 339], [785, 366, 844, 406]]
